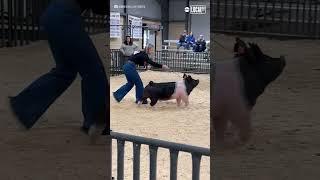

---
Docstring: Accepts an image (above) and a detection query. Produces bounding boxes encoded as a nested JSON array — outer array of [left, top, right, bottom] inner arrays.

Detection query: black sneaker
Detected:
[[102, 128, 112, 135], [81, 126, 90, 134], [113, 92, 121, 103], [81, 125, 104, 144], [7, 96, 28, 130]]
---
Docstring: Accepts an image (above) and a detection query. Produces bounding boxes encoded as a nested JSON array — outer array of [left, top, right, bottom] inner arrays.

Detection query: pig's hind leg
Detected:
[[150, 97, 159, 106]]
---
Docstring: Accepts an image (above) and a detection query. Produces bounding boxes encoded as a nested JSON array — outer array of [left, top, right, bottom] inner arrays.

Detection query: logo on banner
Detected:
[[185, 5, 206, 14]]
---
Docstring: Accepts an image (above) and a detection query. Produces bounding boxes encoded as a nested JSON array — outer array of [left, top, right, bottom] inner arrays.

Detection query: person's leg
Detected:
[[43, 0, 108, 131], [9, 67, 77, 129], [113, 63, 135, 102], [9, 1, 80, 129], [129, 66, 144, 103], [115, 62, 144, 103]]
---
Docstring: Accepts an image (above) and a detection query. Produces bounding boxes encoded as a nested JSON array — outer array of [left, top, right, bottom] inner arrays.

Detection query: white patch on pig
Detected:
[[171, 80, 188, 99]]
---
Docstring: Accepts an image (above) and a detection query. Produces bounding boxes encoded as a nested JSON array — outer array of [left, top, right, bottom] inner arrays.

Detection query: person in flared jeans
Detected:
[[8, 0, 108, 137], [113, 45, 168, 104], [113, 62, 144, 103]]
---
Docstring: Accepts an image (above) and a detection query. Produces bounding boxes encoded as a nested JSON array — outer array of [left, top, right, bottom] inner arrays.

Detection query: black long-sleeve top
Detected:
[[129, 51, 163, 68]]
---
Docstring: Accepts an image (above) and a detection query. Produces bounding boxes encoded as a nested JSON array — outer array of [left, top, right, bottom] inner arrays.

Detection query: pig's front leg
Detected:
[[182, 95, 189, 106], [176, 97, 182, 107]]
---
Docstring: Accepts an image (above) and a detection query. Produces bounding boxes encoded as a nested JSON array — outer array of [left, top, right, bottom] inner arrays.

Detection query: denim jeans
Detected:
[[10, 0, 108, 129], [113, 62, 144, 103]]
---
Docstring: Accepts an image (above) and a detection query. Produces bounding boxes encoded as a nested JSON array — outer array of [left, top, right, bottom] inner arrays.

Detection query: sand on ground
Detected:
[[110, 71, 210, 179], [212, 34, 320, 180], [0, 34, 108, 180]]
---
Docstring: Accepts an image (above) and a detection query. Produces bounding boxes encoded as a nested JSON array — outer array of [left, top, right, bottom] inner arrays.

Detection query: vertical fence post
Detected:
[[313, 0, 318, 38], [169, 149, 179, 180], [248, 0, 251, 30], [232, 0, 235, 29], [271, 0, 275, 33], [308, 0, 312, 36], [302, 0, 306, 34], [0, 0, 4, 47], [288, 0, 292, 34], [216, 0, 220, 20], [263, 0, 267, 33], [295, 0, 300, 34], [31, 0, 36, 41], [279, 0, 284, 34], [255, 0, 259, 32], [223, 0, 227, 30], [149, 146, 158, 180], [133, 143, 141, 180], [313, 1, 320, 39], [117, 140, 125, 180], [192, 153, 202, 180], [13, 0, 18, 46], [25, 0, 30, 45], [8, 0, 13, 46]]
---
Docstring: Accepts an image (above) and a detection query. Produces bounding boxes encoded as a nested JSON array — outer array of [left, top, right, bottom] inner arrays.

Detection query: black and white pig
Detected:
[[141, 74, 199, 106], [213, 40, 286, 147]]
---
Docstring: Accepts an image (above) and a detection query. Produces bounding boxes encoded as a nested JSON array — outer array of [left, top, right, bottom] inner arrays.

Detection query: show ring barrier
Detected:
[[110, 49, 210, 76], [111, 131, 210, 180]]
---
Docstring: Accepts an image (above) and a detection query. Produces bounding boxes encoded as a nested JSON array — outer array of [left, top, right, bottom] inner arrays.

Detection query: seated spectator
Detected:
[[185, 32, 195, 50], [177, 30, 187, 49], [193, 35, 206, 52]]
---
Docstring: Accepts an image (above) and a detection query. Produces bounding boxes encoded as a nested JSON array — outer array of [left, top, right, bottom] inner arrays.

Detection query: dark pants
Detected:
[[10, 0, 108, 129], [113, 62, 143, 103]]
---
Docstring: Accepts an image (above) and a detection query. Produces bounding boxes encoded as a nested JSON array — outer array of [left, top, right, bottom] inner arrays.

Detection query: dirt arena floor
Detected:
[[110, 71, 210, 179], [212, 34, 320, 180], [0, 34, 108, 180]]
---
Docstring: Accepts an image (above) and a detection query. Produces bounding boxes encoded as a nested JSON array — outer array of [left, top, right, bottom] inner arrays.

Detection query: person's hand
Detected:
[[162, 65, 169, 70]]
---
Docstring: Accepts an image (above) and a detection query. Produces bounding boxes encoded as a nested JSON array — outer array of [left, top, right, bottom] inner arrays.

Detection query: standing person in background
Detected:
[[185, 32, 195, 50], [177, 30, 187, 49], [120, 35, 139, 65], [7, 0, 108, 143]]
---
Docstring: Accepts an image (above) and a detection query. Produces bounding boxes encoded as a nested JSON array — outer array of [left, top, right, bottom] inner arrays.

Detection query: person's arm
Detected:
[[146, 57, 162, 68], [119, 44, 125, 54], [133, 43, 139, 51]]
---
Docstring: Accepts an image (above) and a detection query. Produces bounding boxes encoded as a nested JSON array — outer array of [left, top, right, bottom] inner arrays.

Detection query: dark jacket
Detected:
[[77, 0, 108, 15], [129, 51, 163, 68]]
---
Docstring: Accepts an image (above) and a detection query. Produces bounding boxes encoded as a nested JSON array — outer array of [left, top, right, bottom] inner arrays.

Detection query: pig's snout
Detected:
[[195, 79, 199, 86]]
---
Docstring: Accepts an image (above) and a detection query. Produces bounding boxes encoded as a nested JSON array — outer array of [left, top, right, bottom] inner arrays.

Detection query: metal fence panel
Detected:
[[213, 0, 320, 39], [110, 50, 210, 75], [111, 132, 210, 180], [0, 0, 107, 48]]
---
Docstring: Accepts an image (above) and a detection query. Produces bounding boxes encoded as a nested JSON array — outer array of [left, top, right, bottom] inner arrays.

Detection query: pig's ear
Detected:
[[183, 74, 187, 78]]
